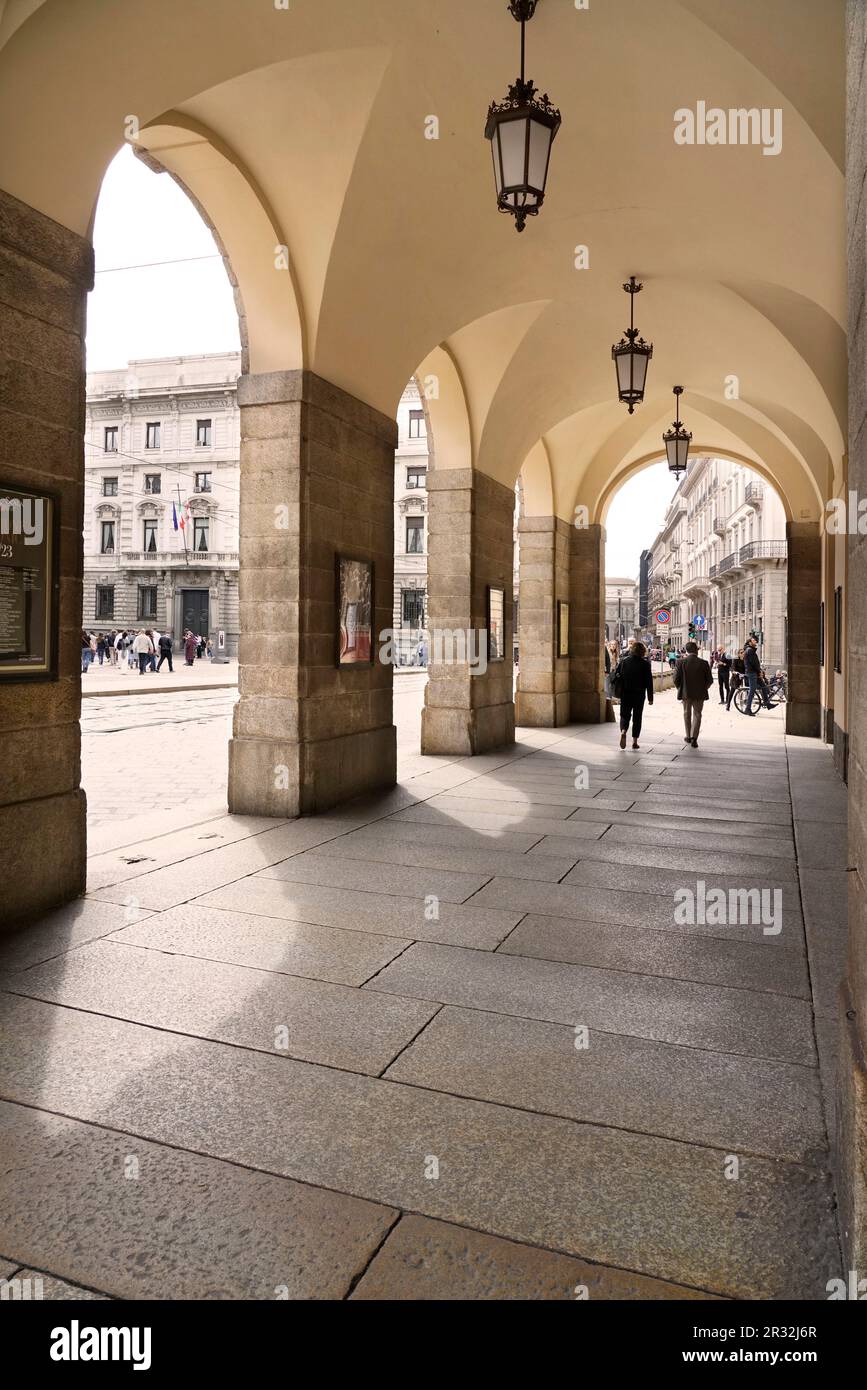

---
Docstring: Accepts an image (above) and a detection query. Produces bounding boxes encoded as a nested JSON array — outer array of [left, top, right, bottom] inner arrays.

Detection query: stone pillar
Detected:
[[840, 0, 867, 1274], [569, 523, 607, 722], [515, 515, 571, 726], [0, 187, 93, 930], [228, 371, 396, 817], [421, 469, 515, 755], [785, 522, 822, 738]]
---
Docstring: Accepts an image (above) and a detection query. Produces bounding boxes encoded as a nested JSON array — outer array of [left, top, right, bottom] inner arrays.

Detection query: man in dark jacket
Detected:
[[743, 637, 772, 714], [674, 640, 713, 747], [615, 641, 654, 749]]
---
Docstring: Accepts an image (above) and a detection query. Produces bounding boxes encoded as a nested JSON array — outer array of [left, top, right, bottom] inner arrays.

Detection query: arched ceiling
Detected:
[[0, 0, 846, 524]]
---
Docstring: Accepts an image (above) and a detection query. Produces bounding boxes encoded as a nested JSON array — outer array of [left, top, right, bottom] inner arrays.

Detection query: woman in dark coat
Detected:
[[613, 640, 654, 750]]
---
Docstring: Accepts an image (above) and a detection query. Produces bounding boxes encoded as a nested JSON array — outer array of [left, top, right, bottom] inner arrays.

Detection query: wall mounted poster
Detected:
[[0, 483, 58, 681], [557, 599, 570, 657], [336, 554, 374, 666], [487, 585, 505, 662]]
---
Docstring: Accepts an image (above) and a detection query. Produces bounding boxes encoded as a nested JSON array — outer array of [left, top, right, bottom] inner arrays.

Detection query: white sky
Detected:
[[87, 145, 674, 567], [86, 146, 240, 370]]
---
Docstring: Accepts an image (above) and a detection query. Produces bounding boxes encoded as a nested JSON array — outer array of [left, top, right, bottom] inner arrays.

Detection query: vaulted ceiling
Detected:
[[0, 0, 846, 521]]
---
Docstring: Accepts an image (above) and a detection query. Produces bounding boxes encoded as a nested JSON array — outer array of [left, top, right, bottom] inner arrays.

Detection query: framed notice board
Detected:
[[0, 483, 59, 681]]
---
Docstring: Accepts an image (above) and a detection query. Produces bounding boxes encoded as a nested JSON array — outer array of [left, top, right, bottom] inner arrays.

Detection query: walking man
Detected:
[[674, 639, 713, 747], [157, 631, 174, 672], [743, 636, 773, 715], [132, 629, 154, 675]]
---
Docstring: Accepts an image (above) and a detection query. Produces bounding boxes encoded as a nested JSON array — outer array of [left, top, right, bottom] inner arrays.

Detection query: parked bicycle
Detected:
[[733, 671, 786, 715]]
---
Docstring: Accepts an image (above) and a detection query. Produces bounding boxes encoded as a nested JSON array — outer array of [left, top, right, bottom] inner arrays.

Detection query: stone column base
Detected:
[[786, 701, 822, 738], [1, 791, 87, 930], [836, 986, 867, 1271], [229, 726, 396, 818], [515, 691, 570, 727], [421, 702, 515, 757]]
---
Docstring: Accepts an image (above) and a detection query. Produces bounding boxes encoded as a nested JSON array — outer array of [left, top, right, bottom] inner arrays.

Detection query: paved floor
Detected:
[[1, 689, 849, 1299]]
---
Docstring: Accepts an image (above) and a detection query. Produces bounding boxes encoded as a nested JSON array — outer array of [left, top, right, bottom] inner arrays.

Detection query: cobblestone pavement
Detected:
[[4, 685, 846, 1300]]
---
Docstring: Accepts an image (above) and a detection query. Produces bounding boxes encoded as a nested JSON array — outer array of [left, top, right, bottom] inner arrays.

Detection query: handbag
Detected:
[[611, 661, 624, 699]]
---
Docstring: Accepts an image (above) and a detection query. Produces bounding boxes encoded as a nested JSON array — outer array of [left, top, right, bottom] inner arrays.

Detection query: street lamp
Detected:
[[485, 1, 561, 233], [663, 385, 692, 479], [611, 277, 653, 412]]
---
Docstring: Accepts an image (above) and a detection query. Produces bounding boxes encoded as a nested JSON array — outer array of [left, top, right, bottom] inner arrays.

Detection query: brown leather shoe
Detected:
[[619, 731, 627, 749]]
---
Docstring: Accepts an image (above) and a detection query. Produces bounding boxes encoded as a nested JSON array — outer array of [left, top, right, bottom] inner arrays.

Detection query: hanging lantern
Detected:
[[663, 386, 692, 479], [611, 276, 653, 412], [485, 1, 561, 233]]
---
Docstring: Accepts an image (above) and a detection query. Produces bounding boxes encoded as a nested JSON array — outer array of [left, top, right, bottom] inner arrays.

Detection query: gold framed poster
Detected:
[[336, 554, 374, 666]]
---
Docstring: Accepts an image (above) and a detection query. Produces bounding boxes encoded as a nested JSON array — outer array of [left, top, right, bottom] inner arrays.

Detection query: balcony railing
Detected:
[[120, 550, 239, 564], [718, 549, 742, 574], [682, 572, 710, 594], [740, 539, 786, 563], [712, 515, 728, 537], [745, 482, 765, 507], [709, 563, 719, 579]]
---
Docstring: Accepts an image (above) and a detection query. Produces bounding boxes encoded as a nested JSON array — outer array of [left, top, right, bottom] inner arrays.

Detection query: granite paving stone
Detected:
[[390, 805, 612, 838], [366, 942, 816, 1063], [528, 835, 800, 879], [298, 833, 579, 883], [0, 1100, 396, 1301], [599, 823, 796, 861], [12, 1271, 109, 1299], [107, 904, 410, 985], [423, 794, 578, 820], [384, 1006, 825, 1162], [85, 813, 289, 892], [350, 1213, 721, 1300], [88, 818, 370, 911], [0, 899, 153, 975], [7, 938, 439, 1075], [498, 912, 810, 994], [193, 877, 523, 950], [256, 854, 492, 904], [0, 998, 835, 1299]]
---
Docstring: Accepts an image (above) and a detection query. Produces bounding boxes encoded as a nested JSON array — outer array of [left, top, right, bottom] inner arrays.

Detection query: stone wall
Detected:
[[515, 515, 571, 727], [0, 187, 93, 928], [840, 0, 867, 1272], [421, 469, 515, 754], [785, 522, 822, 738], [569, 524, 607, 723], [228, 371, 397, 817]]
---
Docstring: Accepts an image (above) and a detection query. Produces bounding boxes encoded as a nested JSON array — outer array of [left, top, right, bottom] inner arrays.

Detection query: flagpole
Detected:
[[176, 484, 190, 567]]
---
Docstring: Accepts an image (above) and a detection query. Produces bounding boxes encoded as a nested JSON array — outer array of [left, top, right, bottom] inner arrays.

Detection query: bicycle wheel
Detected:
[[733, 686, 750, 713]]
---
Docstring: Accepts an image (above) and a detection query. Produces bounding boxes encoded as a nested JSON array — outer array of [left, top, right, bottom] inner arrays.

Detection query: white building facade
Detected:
[[605, 576, 639, 644], [647, 456, 788, 666], [392, 380, 430, 665], [84, 353, 241, 652]]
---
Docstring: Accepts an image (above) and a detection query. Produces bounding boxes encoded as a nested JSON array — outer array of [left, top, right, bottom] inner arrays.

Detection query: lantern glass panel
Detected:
[[499, 116, 529, 191], [527, 116, 552, 192], [616, 349, 649, 398], [491, 136, 503, 195]]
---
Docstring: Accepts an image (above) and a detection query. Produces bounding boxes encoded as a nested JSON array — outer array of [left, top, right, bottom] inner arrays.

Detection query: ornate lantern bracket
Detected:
[[663, 385, 692, 480], [485, 1, 561, 232], [611, 276, 653, 412]]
